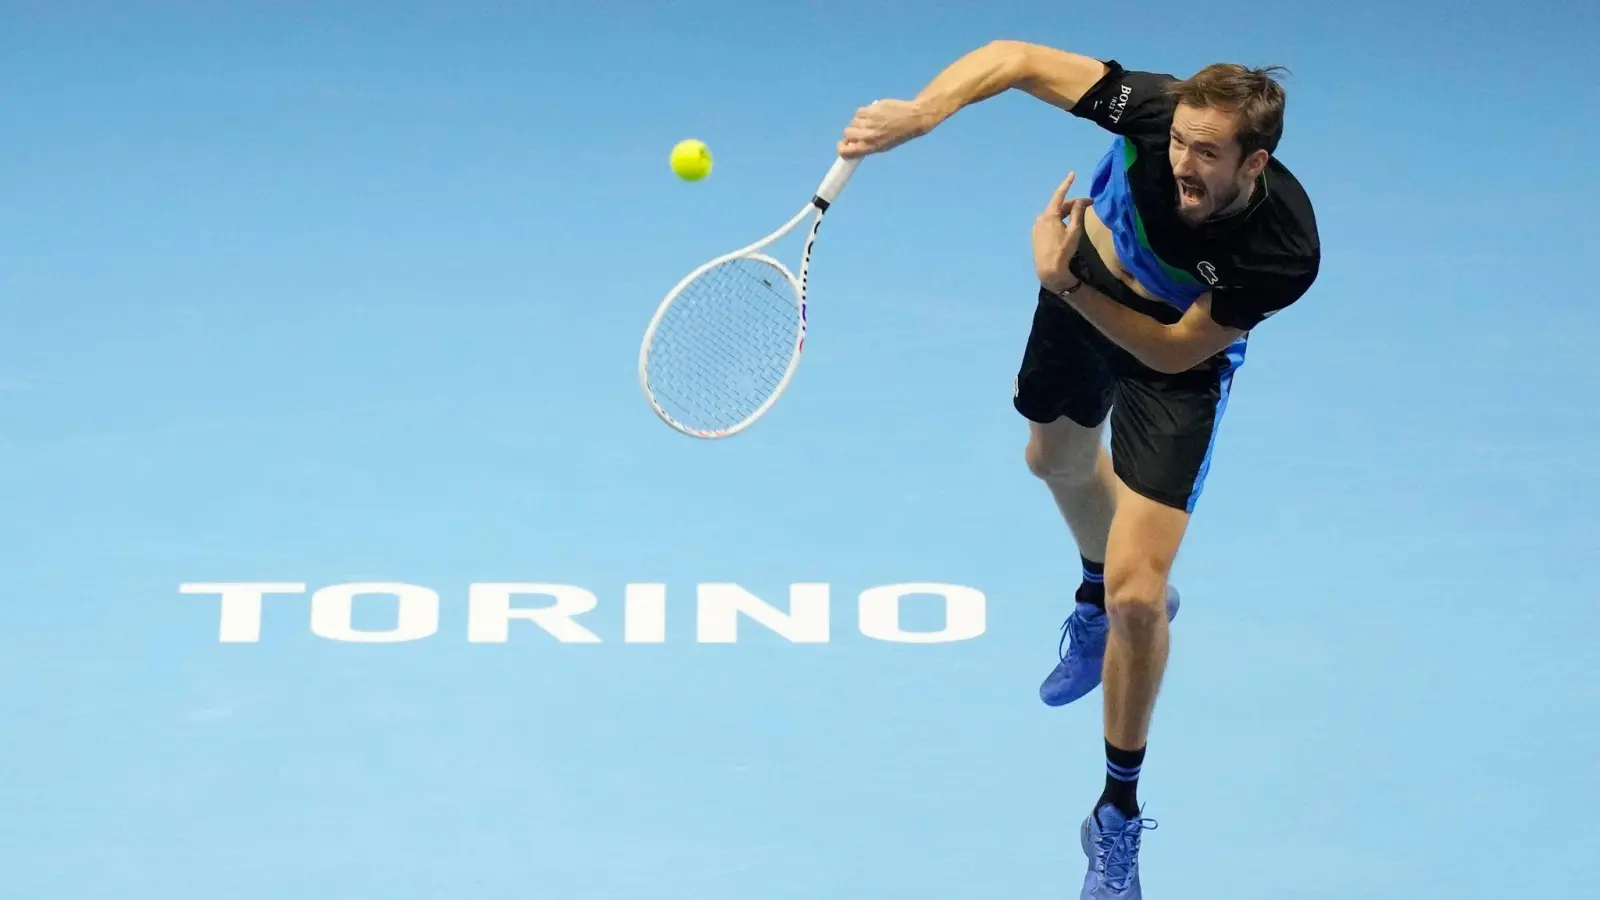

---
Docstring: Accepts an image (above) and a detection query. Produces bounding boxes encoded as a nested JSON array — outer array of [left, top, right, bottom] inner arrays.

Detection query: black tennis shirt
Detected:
[[1067, 59, 1321, 331]]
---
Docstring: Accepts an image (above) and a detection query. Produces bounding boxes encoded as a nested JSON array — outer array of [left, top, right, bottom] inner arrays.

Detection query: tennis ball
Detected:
[[670, 138, 713, 181]]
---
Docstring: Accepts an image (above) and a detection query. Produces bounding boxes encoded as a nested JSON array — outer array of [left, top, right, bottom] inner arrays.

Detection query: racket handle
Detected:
[[813, 156, 860, 209]]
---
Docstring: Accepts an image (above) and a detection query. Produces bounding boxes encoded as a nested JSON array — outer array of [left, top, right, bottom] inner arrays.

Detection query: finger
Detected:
[[1045, 171, 1077, 216], [1062, 197, 1088, 231], [840, 138, 878, 159]]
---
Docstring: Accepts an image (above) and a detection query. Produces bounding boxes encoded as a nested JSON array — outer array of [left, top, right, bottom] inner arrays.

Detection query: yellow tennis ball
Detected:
[[670, 139, 713, 181]]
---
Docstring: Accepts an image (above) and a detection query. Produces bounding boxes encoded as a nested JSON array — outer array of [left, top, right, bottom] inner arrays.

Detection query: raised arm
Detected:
[[921, 40, 1110, 121], [838, 41, 1110, 158]]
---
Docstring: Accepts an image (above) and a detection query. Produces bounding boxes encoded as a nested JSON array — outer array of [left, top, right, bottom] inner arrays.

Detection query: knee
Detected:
[[1024, 429, 1095, 483], [1105, 564, 1170, 636]]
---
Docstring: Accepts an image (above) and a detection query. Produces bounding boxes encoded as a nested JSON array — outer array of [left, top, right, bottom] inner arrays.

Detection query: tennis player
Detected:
[[837, 41, 1320, 898]]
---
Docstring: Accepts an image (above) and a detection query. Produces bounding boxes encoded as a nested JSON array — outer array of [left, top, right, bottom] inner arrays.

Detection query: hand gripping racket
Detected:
[[638, 155, 860, 438]]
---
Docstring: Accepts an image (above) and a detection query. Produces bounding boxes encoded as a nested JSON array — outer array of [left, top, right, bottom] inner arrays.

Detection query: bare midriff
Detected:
[[1083, 204, 1162, 304]]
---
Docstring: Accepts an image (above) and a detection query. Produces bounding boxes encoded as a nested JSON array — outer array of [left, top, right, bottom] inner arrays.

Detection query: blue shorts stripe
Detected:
[[1185, 338, 1248, 513]]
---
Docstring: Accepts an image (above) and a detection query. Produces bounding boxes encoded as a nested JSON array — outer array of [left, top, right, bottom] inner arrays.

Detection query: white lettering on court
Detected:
[[180, 582, 306, 643], [181, 581, 989, 645], [624, 583, 667, 644], [696, 583, 830, 643], [311, 582, 439, 643], [859, 582, 986, 643], [467, 583, 602, 644]]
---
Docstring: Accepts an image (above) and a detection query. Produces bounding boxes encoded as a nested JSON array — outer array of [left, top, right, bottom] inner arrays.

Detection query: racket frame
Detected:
[[639, 156, 859, 439]]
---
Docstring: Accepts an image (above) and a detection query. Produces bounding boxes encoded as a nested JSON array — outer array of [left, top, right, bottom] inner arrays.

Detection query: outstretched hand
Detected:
[[1032, 171, 1092, 294], [837, 98, 932, 158]]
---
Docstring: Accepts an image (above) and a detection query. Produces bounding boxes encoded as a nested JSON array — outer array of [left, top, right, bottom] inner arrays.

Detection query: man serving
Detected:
[[837, 41, 1321, 899]]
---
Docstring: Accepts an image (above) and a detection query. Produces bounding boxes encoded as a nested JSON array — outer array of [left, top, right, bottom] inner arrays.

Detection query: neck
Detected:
[[1221, 176, 1258, 216], [1203, 174, 1258, 224]]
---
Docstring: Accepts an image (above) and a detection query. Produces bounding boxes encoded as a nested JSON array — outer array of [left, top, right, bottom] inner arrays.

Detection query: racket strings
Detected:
[[645, 257, 802, 434]]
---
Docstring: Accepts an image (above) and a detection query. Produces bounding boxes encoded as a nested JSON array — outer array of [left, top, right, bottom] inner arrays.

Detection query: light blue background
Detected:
[[2, 2, 1595, 897]]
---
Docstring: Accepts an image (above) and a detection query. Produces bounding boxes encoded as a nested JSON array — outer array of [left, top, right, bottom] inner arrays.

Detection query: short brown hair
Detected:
[[1167, 63, 1289, 158]]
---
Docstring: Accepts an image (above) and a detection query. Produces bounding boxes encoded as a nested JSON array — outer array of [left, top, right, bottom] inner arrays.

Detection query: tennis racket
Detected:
[[638, 155, 861, 439]]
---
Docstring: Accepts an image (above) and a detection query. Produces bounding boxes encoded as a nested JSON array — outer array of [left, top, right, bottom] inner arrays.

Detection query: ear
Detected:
[[1242, 148, 1270, 178]]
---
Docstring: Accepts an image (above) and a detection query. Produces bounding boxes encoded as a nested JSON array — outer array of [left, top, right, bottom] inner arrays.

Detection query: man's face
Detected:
[[1168, 103, 1265, 225]]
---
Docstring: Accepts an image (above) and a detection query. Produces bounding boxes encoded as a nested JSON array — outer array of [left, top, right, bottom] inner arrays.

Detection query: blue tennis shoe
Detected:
[[1079, 803, 1159, 899], [1039, 585, 1180, 706]]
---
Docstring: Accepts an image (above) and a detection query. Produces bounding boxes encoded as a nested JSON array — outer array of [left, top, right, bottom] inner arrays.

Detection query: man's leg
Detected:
[[1019, 390, 1129, 710], [1013, 286, 1182, 708], [1077, 353, 1239, 899], [1023, 416, 1118, 564], [1097, 481, 1189, 816], [1029, 415, 1184, 708], [1075, 475, 1189, 900]]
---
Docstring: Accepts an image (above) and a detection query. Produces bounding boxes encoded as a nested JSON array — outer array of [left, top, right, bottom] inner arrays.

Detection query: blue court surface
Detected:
[[2, 3, 1596, 898]]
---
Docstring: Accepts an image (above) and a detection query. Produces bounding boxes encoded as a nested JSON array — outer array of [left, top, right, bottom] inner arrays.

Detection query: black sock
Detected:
[[1078, 555, 1106, 610], [1098, 739, 1145, 818]]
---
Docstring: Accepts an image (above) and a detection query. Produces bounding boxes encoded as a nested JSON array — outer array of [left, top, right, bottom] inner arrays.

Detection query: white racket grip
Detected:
[[813, 156, 860, 208]]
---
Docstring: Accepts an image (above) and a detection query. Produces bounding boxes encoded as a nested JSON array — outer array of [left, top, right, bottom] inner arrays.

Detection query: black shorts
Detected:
[[1013, 239, 1243, 513]]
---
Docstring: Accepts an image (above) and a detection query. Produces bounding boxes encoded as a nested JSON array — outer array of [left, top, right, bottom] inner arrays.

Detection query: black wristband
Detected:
[[1067, 253, 1089, 287]]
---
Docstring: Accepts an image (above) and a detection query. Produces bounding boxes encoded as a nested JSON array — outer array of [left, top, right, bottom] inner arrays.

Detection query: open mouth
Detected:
[[1178, 179, 1206, 204]]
